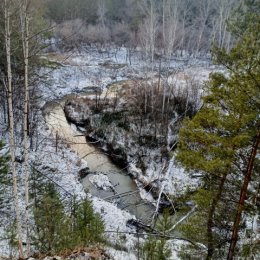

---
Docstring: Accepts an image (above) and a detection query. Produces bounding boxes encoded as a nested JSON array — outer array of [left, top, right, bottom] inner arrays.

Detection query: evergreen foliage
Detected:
[[70, 197, 105, 246], [33, 183, 104, 254], [30, 166, 48, 206], [0, 140, 9, 185], [0, 141, 11, 207], [176, 1, 260, 258], [33, 183, 70, 253], [142, 210, 172, 260], [179, 189, 210, 245]]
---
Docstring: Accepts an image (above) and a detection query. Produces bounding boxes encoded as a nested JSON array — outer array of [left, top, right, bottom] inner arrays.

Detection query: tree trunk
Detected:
[[162, 0, 166, 53], [20, 0, 30, 255], [4, 0, 24, 257], [206, 139, 240, 259], [206, 172, 228, 260], [227, 129, 260, 260]]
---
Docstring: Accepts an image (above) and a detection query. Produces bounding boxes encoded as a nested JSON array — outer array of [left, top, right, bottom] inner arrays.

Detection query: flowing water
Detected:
[[44, 97, 155, 223]]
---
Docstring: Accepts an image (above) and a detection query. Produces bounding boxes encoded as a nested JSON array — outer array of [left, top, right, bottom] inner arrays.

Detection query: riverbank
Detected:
[[0, 48, 216, 259], [62, 81, 202, 200], [44, 98, 156, 222]]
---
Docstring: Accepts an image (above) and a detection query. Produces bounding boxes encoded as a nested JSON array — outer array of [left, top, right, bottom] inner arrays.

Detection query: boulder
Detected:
[[78, 167, 91, 179]]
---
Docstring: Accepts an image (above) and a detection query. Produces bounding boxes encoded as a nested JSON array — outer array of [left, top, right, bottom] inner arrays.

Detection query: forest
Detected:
[[0, 0, 259, 259]]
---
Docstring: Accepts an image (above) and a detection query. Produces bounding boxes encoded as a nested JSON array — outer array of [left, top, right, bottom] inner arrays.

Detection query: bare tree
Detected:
[[4, 0, 24, 257], [178, 0, 192, 54], [195, 0, 215, 55], [211, 0, 242, 51], [19, 0, 30, 255], [163, 0, 180, 57], [139, 0, 159, 67], [97, 0, 107, 28]]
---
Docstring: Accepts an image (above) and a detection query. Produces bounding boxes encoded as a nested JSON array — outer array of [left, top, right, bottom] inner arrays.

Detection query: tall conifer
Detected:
[[176, 1, 260, 258]]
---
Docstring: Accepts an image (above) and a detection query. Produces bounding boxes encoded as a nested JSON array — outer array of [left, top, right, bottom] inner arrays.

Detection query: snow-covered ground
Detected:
[[0, 47, 217, 259]]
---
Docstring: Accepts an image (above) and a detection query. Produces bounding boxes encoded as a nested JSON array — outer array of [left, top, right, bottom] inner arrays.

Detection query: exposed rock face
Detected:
[[63, 96, 179, 208], [103, 143, 128, 169], [126, 219, 154, 232], [78, 167, 91, 179], [64, 98, 92, 126]]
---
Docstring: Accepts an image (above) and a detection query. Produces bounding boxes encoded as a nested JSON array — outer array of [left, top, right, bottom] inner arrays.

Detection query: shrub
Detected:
[[33, 183, 104, 254]]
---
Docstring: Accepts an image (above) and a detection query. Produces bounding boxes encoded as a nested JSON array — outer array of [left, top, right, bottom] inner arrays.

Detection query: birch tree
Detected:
[[194, 0, 214, 55], [211, 0, 242, 51], [19, 0, 30, 255], [97, 0, 107, 28], [178, 0, 192, 53], [4, 0, 24, 257], [163, 0, 180, 57], [139, 0, 158, 67]]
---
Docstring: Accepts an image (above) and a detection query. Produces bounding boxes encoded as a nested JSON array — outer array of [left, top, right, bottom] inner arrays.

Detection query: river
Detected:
[[44, 96, 156, 223]]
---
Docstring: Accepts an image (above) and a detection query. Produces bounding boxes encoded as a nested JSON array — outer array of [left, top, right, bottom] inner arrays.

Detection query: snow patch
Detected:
[[89, 173, 113, 191]]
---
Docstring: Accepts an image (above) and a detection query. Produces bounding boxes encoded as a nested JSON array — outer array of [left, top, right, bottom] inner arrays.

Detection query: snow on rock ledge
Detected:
[[92, 196, 139, 251], [89, 173, 113, 190]]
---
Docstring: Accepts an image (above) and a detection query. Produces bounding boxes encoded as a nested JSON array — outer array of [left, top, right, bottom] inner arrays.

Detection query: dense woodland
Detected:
[[47, 0, 241, 54], [0, 0, 259, 259]]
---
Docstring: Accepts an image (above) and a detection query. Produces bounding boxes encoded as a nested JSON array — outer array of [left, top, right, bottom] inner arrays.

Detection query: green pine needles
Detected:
[[33, 183, 104, 254], [142, 210, 172, 260], [176, 3, 260, 259], [0, 140, 11, 208]]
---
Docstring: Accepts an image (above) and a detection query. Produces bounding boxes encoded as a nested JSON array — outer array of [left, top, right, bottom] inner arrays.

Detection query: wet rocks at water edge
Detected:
[[89, 173, 114, 191], [78, 167, 91, 179], [126, 219, 154, 233], [64, 98, 92, 126]]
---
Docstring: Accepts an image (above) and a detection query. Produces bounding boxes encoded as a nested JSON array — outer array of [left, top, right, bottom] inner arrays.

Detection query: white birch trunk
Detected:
[[150, 0, 154, 68], [162, 0, 166, 52], [152, 157, 174, 225], [20, 0, 30, 255], [4, 0, 24, 257], [97, 0, 106, 28]]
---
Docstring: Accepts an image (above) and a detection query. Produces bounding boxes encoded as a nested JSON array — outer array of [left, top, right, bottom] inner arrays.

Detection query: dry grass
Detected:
[[43, 53, 79, 66], [31, 246, 109, 260]]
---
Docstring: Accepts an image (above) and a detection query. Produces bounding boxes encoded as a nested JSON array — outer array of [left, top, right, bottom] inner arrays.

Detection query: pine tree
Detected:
[[72, 198, 105, 246], [142, 210, 172, 260], [0, 140, 11, 207], [33, 183, 105, 254], [176, 2, 260, 258], [33, 183, 69, 254]]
